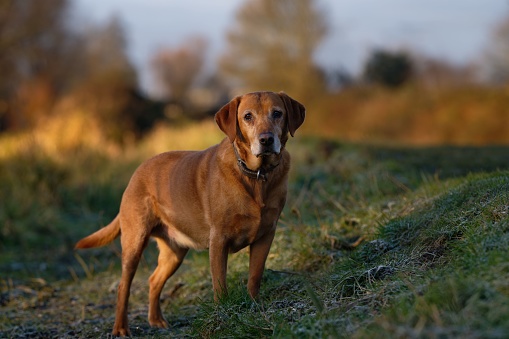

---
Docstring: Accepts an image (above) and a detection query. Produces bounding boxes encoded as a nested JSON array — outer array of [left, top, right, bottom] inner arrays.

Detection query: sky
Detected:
[[74, 0, 509, 93]]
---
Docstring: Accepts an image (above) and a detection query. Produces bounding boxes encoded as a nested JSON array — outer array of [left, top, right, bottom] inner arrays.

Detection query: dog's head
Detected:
[[215, 91, 305, 169]]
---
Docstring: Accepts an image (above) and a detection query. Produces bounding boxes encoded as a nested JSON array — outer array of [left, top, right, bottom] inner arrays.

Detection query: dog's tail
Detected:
[[75, 215, 121, 249]]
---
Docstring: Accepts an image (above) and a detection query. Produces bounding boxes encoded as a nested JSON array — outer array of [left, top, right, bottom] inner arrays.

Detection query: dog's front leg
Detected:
[[247, 229, 276, 298], [209, 234, 228, 301]]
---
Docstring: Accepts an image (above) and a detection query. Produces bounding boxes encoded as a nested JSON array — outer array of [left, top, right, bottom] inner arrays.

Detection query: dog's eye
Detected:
[[244, 112, 253, 121], [272, 110, 283, 119]]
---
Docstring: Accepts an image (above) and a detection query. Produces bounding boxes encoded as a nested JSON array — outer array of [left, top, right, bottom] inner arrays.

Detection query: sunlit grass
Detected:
[[0, 112, 224, 162], [135, 120, 224, 156]]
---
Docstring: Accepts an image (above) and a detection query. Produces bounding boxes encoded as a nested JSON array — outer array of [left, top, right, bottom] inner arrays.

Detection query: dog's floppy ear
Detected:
[[279, 92, 305, 137], [215, 96, 240, 142]]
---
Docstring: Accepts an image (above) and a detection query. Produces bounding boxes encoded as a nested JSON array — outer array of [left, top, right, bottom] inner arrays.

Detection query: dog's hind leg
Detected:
[[112, 220, 150, 337], [148, 238, 188, 328]]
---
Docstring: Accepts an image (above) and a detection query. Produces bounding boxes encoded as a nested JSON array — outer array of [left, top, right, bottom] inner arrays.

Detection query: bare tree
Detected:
[[75, 17, 142, 141], [80, 17, 137, 93], [150, 37, 207, 104], [219, 0, 328, 101], [485, 12, 509, 84], [414, 56, 477, 89]]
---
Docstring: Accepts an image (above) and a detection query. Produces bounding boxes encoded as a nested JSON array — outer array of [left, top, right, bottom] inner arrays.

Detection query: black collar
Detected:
[[232, 143, 278, 181]]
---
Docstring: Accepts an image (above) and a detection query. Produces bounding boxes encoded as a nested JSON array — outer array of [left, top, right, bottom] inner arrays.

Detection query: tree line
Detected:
[[1, 0, 508, 142]]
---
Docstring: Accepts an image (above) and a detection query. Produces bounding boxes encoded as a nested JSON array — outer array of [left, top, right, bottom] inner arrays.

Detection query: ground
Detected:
[[1, 134, 509, 338]]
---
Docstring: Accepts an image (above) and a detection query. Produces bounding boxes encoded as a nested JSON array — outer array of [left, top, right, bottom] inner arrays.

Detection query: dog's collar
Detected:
[[232, 143, 278, 182]]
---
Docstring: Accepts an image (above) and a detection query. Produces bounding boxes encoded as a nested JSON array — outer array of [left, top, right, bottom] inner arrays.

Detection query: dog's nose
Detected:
[[259, 133, 274, 146]]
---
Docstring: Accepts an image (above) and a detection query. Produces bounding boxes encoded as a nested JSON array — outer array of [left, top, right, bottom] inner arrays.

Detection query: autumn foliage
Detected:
[[1, 0, 509, 146], [303, 84, 509, 145]]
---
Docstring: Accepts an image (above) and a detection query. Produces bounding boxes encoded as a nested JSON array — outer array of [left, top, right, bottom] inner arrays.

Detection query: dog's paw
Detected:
[[111, 327, 130, 337], [149, 317, 169, 329]]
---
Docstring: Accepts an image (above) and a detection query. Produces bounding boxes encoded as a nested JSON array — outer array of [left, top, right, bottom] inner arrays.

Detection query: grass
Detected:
[[1, 123, 509, 338]]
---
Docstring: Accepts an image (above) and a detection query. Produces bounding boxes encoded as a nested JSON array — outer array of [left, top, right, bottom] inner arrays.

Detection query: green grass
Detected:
[[1, 133, 509, 337]]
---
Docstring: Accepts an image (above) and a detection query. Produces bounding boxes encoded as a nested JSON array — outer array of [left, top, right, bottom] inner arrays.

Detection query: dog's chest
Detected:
[[227, 204, 280, 253]]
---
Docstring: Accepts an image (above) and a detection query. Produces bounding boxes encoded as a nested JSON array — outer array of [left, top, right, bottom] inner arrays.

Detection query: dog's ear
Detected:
[[215, 96, 240, 142], [279, 92, 305, 137]]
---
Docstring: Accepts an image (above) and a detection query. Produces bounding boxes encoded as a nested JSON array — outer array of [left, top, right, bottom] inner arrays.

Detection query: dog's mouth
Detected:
[[255, 150, 279, 158], [252, 139, 281, 158]]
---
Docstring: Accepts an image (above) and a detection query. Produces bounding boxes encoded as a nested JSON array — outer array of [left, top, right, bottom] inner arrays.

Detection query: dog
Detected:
[[75, 91, 305, 336]]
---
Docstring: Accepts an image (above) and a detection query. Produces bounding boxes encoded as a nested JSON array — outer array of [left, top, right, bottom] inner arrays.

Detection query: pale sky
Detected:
[[74, 0, 509, 93]]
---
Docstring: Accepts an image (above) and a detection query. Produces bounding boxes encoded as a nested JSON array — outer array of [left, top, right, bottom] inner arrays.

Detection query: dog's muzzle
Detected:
[[254, 132, 280, 157]]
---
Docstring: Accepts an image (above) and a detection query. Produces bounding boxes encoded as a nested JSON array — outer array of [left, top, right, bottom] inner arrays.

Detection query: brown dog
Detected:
[[75, 91, 305, 336]]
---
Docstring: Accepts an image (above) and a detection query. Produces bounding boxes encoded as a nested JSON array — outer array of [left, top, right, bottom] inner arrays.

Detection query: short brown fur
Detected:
[[75, 91, 305, 336]]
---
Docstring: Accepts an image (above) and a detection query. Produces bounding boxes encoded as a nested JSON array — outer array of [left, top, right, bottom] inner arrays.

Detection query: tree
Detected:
[[150, 37, 207, 104], [219, 0, 328, 102], [363, 50, 413, 88], [0, 2, 162, 140], [75, 17, 148, 142], [414, 56, 476, 89], [80, 17, 137, 93], [484, 12, 509, 84], [0, 0, 81, 130]]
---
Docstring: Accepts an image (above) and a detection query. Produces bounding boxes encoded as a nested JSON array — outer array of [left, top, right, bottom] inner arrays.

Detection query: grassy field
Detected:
[[1, 123, 509, 338]]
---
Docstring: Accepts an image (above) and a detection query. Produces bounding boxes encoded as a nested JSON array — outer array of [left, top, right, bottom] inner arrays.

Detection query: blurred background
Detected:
[[1, 0, 509, 146], [3, 2, 509, 336]]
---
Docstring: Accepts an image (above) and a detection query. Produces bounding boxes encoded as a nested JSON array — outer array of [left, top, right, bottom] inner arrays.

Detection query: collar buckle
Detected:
[[256, 169, 262, 181]]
